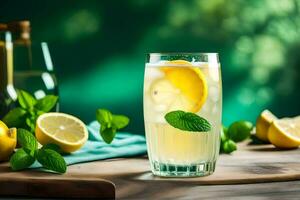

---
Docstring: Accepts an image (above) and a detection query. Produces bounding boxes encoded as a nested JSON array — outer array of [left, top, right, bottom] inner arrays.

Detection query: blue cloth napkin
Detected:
[[31, 121, 147, 168]]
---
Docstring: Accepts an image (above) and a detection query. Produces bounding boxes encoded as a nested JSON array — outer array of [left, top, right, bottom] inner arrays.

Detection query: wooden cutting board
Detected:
[[1, 143, 300, 199]]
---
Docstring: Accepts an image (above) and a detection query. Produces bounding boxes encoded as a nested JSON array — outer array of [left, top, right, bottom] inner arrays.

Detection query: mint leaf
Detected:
[[96, 109, 130, 144], [3, 90, 55, 131], [227, 120, 253, 142], [17, 128, 38, 152], [35, 95, 58, 112], [18, 90, 37, 109], [96, 109, 113, 127], [2, 107, 27, 127], [25, 117, 36, 133], [37, 148, 67, 173], [10, 148, 35, 171], [222, 139, 237, 154], [112, 115, 129, 129], [100, 125, 116, 144], [165, 110, 211, 132]]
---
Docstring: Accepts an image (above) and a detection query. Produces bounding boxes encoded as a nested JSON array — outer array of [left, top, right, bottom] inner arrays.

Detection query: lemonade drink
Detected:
[[143, 53, 222, 177]]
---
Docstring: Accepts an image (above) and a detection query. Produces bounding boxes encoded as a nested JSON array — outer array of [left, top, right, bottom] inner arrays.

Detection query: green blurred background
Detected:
[[1, 0, 300, 134]]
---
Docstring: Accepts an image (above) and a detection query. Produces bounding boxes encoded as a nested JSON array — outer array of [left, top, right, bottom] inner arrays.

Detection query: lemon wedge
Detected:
[[36, 113, 88, 153], [255, 110, 277, 142], [150, 60, 208, 113], [268, 119, 300, 149]]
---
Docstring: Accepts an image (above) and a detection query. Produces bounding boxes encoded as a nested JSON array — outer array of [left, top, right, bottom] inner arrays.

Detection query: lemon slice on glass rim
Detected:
[[36, 112, 88, 153], [150, 60, 208, 113]]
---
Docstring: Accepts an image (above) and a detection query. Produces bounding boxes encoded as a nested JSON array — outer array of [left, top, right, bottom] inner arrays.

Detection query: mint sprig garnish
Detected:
[[96, 109, 130, 144], [2, 90, 58, 133], [9, 129, 67, 173], [165, 110, 211, 132]]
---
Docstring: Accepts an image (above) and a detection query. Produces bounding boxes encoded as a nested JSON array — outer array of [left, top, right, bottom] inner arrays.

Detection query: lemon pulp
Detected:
[[268, 119, 300, 149], [150, 60, 208, 113], [36, 113, 88, 153]]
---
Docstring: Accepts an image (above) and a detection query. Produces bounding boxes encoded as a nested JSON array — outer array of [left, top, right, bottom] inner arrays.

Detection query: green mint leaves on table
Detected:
[[221, 121, 253, 154], [36, 148, 67, 174], [165, 110, 211, 132], [10, 148, 36, 171], [2, 90, 58, 133], [17, 128, 38, 156], [10, 128, 66, 173], [96, 109, 130, 144]]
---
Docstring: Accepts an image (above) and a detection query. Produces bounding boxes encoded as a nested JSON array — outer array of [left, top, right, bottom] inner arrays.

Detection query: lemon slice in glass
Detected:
[[268, 119, 300, 149], [36, 113, 88, 153], [150, 60, 208, 113]]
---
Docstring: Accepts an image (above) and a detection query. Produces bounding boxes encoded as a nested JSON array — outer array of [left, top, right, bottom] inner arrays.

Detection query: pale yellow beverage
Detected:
[[143, 53, 222, 177]]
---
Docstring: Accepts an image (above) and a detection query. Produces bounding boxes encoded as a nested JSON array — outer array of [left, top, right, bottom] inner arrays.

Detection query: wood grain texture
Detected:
[[0, 163, 115, 199], [1, 143, 300, 199]]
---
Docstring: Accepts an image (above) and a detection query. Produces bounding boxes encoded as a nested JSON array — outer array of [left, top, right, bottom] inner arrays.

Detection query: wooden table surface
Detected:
[[1, 143, 300, 199], [106, 143, 300, 199]]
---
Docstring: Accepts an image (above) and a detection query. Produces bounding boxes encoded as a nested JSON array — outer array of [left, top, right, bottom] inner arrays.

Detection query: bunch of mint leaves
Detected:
[[10, 129, 66, 173], [96, 109, 130, 144], [2, 90, 58, 133], [164, 110, 253, 154]]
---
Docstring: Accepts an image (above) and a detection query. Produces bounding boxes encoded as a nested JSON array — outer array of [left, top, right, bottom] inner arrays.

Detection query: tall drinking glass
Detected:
[[143, 53, 222, 177]]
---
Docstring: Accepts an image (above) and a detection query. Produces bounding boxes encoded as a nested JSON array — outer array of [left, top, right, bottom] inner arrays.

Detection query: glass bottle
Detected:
[[7, 21, 32, 71], [7, 21, 59, 111], [0, 29, 17, 118]]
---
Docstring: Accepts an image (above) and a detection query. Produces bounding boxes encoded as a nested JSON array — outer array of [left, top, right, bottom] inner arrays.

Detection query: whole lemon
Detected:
[[0, 120, 17, 161]]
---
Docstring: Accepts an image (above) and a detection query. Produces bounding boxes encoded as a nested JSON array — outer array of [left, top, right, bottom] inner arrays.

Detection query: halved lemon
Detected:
[[255, 110, 277, 142], [268, 119, 300, 149], [150, 60, 208, 113], [36, 113, 88, 153]]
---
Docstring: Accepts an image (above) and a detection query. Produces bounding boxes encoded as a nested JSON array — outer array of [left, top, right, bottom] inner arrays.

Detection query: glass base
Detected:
[[151, 161, 216, 177]]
